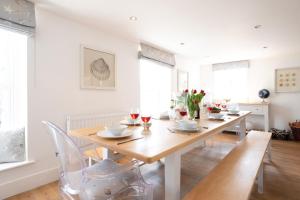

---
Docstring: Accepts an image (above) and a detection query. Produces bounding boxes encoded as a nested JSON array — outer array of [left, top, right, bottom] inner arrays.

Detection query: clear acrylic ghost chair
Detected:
[[42, 121, 153, 200]]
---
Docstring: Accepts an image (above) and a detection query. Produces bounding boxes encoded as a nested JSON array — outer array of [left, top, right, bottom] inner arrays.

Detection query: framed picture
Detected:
[[177, 70, 189, 92], [275, 67, 300, 93], [81, 45, 116, 89]]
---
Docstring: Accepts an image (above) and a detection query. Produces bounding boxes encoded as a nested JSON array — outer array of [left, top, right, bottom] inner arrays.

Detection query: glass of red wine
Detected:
[[141, 111, 151, 130], [179, 107, 187, 119], [221, 104, 227, 110], [130, 108, 140, 125]]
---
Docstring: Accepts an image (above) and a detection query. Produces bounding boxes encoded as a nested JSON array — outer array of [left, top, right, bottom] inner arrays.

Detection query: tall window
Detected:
[[0, 28, 27, 130], [0, 28, 27, 164], [212, 61, 249, 102], [140, 59, 172, 115]]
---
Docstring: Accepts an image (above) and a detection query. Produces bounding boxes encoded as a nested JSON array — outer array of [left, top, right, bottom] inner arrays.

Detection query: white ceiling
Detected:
[[35, 0, 300, 64]]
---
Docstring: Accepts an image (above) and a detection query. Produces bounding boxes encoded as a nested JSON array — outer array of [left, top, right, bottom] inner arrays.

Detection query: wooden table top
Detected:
[[69, 111, 251, 163]]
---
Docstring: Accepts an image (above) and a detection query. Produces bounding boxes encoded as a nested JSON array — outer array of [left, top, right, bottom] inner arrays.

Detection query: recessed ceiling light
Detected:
[[263, 46, 268, 49], [254, 25, 262, 29], [180, 42, 185, 46], [129, 16, 138, 21]]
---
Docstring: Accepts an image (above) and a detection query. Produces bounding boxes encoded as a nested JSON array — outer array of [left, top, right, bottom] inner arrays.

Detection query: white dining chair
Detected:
[[42, 121, 153, 200]]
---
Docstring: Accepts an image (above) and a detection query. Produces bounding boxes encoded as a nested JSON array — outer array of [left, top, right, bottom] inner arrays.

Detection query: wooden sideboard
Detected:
[[238, 102, 270, 132]]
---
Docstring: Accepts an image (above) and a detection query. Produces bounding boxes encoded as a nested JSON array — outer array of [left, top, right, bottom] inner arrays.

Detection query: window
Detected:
[[140, 59, 172, 115], [0, 28, 27, 164], [212, 61, 249, 102]]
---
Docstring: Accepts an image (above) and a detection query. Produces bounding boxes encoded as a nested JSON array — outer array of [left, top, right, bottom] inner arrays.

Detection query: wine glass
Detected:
[[221, 104, 227, 110], [130, 108, 140, 125], [141, 111, 151, 130], [179, 107, 187, 119]]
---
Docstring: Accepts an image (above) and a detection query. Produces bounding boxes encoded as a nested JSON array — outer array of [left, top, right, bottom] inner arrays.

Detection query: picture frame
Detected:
[[80, 45, 116, 90], [275, 67, 300, 93], [177, 70, 189, 92]]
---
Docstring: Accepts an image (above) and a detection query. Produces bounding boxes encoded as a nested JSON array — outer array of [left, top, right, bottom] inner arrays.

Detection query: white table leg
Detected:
[[165, 151, 181, 200], [102, 147, 115, 159], [239, 118, 246, 140]]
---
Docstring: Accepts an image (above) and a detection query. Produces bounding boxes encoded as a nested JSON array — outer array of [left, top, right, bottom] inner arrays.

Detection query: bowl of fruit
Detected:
[[207, 106, 221, 113]]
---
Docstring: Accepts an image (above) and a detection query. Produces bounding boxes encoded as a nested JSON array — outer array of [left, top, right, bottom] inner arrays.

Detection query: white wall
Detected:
[[199, 53, 300, 130], [174, 55, 201, 91], [0, 8, 140, 198]]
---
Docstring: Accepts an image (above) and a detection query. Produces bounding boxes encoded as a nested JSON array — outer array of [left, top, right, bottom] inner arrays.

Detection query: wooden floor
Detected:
[[6, 134, 300, 200]]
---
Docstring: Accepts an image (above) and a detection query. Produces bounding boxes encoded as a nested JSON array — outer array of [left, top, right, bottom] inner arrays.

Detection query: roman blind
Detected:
[[0, 0, 36, 34], [138, 43, 176, 66], [212, 60, 249, 71]]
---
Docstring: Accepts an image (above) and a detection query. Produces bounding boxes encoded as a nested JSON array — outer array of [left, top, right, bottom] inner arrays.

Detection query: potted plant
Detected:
[[289, 120, 300, 141]]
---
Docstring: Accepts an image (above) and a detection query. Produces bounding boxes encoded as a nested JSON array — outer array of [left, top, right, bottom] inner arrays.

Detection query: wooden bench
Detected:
[[184, 131, 272, 200]]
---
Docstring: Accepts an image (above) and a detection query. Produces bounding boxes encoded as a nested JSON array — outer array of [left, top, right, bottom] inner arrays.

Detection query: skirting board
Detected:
[[0, 167, 59, 199]]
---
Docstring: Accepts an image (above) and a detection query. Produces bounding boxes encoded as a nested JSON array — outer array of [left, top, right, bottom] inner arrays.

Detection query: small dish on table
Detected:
[[208, 113, 225, 121], [227, 109, 240, 116], [97, 125, 133, 139], [173, 120, 201, 133], [120, 117, 141, 126]]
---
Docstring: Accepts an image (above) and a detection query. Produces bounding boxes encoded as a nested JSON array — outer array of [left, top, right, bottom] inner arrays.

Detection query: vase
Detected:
[[188, 108, 196, 120], [195, 108, 200, 119]]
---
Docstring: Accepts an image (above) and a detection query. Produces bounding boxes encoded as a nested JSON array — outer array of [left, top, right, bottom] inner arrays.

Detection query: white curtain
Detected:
[[0, 28, 27, 130], [140, 59, 172, 115], [212, 60, 249, 103]]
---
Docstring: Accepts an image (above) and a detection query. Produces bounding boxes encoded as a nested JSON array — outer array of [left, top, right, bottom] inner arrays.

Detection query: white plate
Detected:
[[120, 120, 141, 126], [173, 126, 201, 132], [97, 129, 133, 139]]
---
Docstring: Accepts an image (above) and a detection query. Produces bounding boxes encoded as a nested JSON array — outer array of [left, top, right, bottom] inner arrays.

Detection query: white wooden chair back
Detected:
[[66, 112, 128, 149]]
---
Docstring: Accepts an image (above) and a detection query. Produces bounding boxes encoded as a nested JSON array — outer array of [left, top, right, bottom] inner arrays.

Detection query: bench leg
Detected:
[[239, 118, 246, 140], [258, 163, 264, 193], [267, 141, 272, 161], [203, 140, 207, 147]]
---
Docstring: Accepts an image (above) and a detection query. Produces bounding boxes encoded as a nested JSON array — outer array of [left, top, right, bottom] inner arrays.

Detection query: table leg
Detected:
[[102, 147, 114, 159], [165, 151, 181, 200], [239, 118, 246, 140]]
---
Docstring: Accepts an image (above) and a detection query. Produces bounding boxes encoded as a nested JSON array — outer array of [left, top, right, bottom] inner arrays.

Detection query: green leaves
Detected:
[[186, 90, 205, 118]]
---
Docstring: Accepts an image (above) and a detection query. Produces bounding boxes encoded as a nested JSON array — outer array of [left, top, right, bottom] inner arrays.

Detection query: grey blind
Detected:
[[212, 60, 249, 71], [0, 0, 36, 35], [138, 43, 176, 66]]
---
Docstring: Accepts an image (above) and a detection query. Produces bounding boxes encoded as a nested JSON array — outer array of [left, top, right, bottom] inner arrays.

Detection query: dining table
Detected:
[[69, 111, 251, 200]]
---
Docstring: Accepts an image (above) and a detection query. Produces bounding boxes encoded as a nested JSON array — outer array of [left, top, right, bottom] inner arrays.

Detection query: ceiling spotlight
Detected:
[[180, 42, 185, 46], [129, 16, 138, 21]]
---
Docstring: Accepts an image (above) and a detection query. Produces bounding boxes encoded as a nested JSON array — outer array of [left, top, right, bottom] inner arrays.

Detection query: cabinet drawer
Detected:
[[239, 105, 264, 115]]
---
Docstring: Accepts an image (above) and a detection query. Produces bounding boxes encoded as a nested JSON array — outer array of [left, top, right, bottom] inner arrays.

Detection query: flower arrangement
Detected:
[[185, 89, 206, 119], [207, 106, 221, 113]]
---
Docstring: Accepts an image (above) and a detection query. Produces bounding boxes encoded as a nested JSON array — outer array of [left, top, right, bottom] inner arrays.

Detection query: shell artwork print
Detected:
[[90, 58, 111, 83], [81, 45, 116, 89]]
